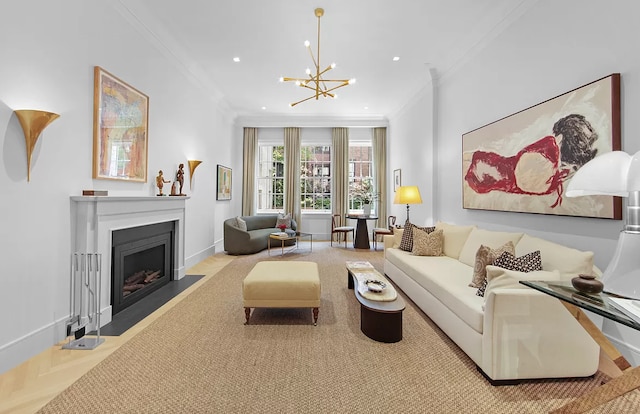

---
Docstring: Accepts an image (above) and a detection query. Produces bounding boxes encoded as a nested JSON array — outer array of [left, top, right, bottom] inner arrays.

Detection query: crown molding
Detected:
[[234, 114, 389, 128], [111, 0, 236, 120], [437, 0, 540, 86]]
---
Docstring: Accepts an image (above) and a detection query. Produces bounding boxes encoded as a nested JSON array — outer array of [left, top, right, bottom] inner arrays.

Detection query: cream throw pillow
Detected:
[[435, 221, 476, 259], [412, 228, 444, 256], [469, 241, 515, 288], [392, 228, 404, 249], [458, 228, 524, 267], [236, 216, 247, 231], [515, 234, 594, 276]]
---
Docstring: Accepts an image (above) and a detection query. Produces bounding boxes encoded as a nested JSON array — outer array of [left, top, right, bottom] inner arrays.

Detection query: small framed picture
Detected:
[[217, 165, 232, 200], [393, 169, 401, 192]]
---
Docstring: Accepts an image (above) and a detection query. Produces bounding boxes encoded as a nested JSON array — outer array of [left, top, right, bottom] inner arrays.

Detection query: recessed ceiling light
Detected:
[[233, 57, 240, 62], [392, 56, 400, 61], [261, 106, 267, 110], [364, 106, 369, 110]]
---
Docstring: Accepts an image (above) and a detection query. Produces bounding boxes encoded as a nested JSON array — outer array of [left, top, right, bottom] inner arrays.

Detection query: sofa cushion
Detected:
[[399, 222, 435, 252], [435, 221, 476, 259], [458, 228, 524, 267], [477, 250, 543, 296], [386, 248, 484, 334], [276, 213, 292, 229], [494, 250, 543, 273], [486, 265, 563, 289], [469, 241, 515, 288], [236, 216, 247, 231], [515, 234, 594, 276], [481, 266, 562, 308], [243, 215, 278, 231], [392, 228, 404, 248], [412, 228, 444, 256]]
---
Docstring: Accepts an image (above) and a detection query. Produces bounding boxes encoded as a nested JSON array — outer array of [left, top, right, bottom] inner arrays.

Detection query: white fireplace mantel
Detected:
[[70, 196, 189, 326]]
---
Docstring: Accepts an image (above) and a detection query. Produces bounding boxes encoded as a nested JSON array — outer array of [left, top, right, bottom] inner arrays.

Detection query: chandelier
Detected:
[[279, 8, 356, 107]]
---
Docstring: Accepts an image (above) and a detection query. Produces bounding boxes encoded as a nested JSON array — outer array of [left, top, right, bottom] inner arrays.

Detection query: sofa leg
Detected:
[[312, 307, 319, 326], [476, 366, 521, 386]]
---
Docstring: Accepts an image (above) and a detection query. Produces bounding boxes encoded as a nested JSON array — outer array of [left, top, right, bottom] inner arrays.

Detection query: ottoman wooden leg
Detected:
[[312, 307, 319, 326], [244, 307, 251, 324]]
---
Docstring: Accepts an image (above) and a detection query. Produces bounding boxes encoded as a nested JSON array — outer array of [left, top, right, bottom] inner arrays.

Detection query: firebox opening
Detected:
[[111, 221, 175, 315]]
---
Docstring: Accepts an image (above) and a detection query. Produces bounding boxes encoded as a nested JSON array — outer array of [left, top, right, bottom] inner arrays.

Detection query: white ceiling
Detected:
[[119, 0, 533, 120]]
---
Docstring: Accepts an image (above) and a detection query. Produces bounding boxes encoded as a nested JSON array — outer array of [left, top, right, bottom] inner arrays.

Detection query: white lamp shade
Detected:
[[565, 150, 640, 198]]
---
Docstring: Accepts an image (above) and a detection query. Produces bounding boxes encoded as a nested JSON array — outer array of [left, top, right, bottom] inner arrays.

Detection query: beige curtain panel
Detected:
[[284, 127, 301, 227], [332, 127, 349, 221], [373, 127, 387, 228], [242, 127, 258, 216]]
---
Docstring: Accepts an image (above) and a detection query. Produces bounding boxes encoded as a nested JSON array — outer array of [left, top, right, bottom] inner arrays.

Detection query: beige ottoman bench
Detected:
[[243, 261, 321, 325]]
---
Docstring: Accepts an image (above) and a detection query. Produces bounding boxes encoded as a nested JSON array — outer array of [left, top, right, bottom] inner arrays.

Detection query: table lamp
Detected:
[[394, 185, 422, 223], [566, 150, 640, 300]]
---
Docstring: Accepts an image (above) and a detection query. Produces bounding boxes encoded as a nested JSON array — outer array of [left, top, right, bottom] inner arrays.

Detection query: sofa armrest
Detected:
[[383, 234, 394, 250], [481, 287, 599, 380], [223, 220, 251, 254]]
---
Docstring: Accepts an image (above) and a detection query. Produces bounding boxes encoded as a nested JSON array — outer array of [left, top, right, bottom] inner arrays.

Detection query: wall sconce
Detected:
[[188, 160, 203, 189], [14, 109, 60, 182]]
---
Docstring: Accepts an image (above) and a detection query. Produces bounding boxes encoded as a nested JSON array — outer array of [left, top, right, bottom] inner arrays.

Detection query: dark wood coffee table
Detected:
[[346, 261, 405, 343]]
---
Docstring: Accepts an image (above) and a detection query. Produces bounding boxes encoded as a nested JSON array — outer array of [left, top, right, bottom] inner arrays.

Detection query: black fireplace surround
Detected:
[[111, 221, 175, 315]]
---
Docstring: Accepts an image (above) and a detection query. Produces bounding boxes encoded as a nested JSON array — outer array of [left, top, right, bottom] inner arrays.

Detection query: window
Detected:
[[257, 145, 284, 212], [300, 146, 331, 211], [348, 143, 374, 212]]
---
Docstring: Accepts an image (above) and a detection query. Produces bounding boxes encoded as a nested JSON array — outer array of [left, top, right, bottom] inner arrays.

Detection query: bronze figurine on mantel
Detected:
[[171, 163, 186, 196], [156, 170, 170, 196]]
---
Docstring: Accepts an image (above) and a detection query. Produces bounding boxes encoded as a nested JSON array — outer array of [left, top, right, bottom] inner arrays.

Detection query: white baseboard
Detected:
[[0, 316, 69, 375], [0, 245, 218, 376], [606, 333, 640, 367], [185, 245, 216, 271]]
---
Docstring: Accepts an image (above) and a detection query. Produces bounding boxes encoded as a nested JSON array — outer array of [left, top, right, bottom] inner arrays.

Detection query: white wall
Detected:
[[424, 0, 640, 364], [388, 69, 436, 227], [0, 0, 233, 373]]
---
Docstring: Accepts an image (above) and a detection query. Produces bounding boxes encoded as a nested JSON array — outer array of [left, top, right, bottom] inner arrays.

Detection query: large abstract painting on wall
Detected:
[[93, 66, 149, 182], [462, 74, 621, 219]]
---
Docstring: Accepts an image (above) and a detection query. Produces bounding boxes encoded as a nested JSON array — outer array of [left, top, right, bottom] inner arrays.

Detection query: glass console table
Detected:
[[521, 280, 640, 413]]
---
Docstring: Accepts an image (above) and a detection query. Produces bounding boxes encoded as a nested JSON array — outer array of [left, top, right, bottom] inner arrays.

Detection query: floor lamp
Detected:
[[566, 150, 640, 300], [394, 186, 422, 224]]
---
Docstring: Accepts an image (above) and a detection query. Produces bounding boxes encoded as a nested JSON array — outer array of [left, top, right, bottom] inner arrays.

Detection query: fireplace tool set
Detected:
[[63, 253, 105, 350]]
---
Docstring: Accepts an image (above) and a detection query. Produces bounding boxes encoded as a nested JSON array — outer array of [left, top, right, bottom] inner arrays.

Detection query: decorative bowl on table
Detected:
[[365, 279, 386, 293], [571, 274, 604, 294]]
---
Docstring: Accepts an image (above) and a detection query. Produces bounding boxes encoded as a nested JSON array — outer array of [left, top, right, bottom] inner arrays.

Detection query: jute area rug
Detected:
[[39, 243, 639, 413]]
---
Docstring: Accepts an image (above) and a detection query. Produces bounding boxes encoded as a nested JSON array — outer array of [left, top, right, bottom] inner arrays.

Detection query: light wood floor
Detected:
[[0, 254, 235, 414]]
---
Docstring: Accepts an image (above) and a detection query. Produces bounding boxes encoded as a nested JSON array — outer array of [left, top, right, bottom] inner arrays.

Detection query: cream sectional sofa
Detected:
[[383, 222, 600, 383]]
